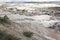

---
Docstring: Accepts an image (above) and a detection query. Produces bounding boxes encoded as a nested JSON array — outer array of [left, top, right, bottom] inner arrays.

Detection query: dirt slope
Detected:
[[0, 21, 60, 40]]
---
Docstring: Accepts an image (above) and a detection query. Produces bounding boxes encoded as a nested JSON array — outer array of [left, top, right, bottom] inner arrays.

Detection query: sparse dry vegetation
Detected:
[[0, 15, 11, 24], [9, 8, 13, 10], [23, 31, 34, 38], [17, 9, 20, 11], [0, 30, 21, 40]]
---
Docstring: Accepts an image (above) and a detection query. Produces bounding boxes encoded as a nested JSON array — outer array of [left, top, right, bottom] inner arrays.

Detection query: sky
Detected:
[[0, 0, 60, 2]]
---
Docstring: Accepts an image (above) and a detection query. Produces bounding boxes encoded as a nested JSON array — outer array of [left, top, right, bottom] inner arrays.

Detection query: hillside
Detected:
[[0, 14, 60, 40], [0, 2, 60, 40]]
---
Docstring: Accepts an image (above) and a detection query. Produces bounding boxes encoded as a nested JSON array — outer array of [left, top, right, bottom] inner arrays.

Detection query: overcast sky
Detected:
[[0, 0, 60, 2]]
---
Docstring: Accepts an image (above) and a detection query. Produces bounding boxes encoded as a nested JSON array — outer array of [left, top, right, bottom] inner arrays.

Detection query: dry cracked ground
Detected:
[[0, 2, 60, 40]]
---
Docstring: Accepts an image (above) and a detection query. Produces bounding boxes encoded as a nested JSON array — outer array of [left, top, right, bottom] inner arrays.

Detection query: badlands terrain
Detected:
[[0, 2, 60, 40]]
